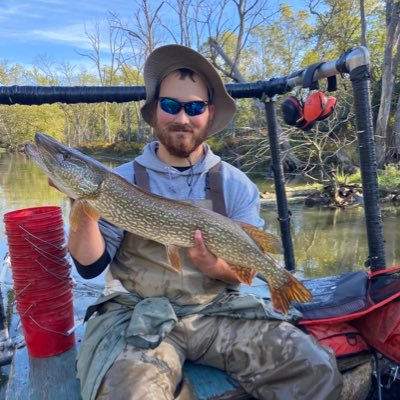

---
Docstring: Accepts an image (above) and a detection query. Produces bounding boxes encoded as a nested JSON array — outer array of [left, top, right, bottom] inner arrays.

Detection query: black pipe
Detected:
[[0, 80, 291, 105], [263, 98, 295, 271], [0, 47, 368, 105], [350, 65, 386, 271], [0, 85, 147, 105]]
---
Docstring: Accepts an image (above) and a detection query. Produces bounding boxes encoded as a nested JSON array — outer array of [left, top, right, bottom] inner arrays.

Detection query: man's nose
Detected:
[[173, 108, 190, 124]]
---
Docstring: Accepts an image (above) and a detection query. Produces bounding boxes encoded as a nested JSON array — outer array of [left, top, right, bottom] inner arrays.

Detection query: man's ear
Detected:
[[208, 104, 215, 122], [147, 100, 158, 127]]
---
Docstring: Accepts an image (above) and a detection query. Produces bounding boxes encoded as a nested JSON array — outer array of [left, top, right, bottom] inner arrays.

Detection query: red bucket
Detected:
[[11, 259, 72, 283], [16, 289, 74, 316], [8, 243, 68, 260], [5, 207, 75, 357], [13, 273, 72, 291], [6, 229, 66, 247], [11, 253, 71, 272], [20, 305, 75, 358], [14, 279, 73, 303], [4, 206, 64, 238], [10, 248, 69, 265], [4, 206, 62, 223], [5, 219, 64, 237]]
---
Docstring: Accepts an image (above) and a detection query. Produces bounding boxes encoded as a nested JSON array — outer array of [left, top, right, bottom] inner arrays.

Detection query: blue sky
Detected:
[[0, 0, 303, 72], [0, 0, 134, 69]]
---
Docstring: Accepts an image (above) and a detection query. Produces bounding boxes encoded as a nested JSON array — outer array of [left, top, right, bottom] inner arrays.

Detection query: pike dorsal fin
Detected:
[[238, 222, 283, 254], [228, 264, 256, 286], [166, 245, 182, 272], [69, 200, 100, 232]]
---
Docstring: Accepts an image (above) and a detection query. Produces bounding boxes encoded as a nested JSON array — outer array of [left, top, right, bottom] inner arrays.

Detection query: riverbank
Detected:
[[2, 145, 399, 207]]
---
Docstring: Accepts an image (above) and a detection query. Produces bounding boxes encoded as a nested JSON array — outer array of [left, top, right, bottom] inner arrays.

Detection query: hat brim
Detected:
[[141, 44, 236, 135]]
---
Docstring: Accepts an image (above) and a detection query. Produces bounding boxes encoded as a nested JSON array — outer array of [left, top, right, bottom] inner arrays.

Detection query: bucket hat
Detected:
[[141, 44, 236, 135]]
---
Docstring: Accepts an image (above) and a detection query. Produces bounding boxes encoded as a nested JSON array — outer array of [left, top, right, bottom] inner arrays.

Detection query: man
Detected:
[[70, 44, 342, 400]]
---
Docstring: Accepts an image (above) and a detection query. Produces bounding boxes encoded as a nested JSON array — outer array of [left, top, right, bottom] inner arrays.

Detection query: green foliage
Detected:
[[78, 140, 144, 158], [0, 104, 65, 149], [335, 170, 362, 184], [377, 164, 400, 190], [249, 5, 313, 79], [335, 164, 400, 190]]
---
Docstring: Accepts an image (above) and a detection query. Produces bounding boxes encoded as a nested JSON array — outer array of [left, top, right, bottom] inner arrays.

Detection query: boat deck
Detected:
[[4, 265, 261, 400], [2, 262, 379, 400]]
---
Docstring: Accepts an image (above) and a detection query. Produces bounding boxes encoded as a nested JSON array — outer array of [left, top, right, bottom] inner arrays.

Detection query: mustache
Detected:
[[167, 123, 193, 133]]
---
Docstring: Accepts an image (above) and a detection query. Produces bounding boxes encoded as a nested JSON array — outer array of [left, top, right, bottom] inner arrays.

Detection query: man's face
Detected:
[[152, 71, 215, 158]]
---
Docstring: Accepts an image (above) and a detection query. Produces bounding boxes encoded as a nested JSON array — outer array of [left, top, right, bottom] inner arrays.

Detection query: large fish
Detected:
[[25, 132, 312, 313]]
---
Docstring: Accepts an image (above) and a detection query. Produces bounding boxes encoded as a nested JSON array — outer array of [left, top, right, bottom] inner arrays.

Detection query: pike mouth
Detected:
[[24, 143, 39, 158], [24, 134, 59, 177], [33, 132, 61, 154]]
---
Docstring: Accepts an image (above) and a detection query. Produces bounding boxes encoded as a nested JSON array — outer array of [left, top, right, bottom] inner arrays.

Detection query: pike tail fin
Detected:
[[269, 271, 312, 315]]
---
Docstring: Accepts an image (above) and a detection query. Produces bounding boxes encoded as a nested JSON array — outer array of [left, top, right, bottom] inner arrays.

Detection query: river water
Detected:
[[0, 150, 399, 281]]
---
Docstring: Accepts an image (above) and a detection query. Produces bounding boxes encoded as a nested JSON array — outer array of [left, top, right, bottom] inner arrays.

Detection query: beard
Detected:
[[154, 122, 209, 158]]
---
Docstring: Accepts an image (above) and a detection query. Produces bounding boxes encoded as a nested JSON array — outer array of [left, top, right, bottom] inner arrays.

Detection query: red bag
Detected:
[[300, 322, 370, 359], [294, 266, 400, 368], [352, 301, 400, 364]]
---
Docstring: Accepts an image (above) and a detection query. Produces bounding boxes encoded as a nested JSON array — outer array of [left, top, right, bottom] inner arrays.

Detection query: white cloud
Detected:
[[0, 0, 136, 66]]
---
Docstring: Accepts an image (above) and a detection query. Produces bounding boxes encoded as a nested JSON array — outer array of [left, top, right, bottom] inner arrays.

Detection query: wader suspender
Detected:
[[133, 161, 227, 217]]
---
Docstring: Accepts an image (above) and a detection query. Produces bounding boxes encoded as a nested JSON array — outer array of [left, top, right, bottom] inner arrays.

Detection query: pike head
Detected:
[[25, 132, 108, 201]]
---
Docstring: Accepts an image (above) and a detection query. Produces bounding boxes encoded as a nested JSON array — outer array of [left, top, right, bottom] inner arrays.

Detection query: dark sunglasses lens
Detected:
[[184, 102, 206, 116], [160, 98, 181, 114]]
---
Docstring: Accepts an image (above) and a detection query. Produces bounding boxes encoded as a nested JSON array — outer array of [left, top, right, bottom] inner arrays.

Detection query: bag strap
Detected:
[[205, 161, 227, 216], [134, 161, 150, 190]]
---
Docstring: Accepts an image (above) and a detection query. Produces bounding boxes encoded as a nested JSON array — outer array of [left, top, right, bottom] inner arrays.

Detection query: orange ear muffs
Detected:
[[303, 92, 328, 122], [281, 63, 338, 131], [317, 96, 337, 120], [281, 96, 316, 131]]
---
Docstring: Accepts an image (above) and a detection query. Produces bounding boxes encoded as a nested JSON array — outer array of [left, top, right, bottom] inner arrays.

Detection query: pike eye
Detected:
[[62, 152, 71, 161]]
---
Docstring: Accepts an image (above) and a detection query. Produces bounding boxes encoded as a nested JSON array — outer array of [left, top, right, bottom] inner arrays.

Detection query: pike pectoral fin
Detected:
[[238, 222, 283, 254], [69, 200, 100, 232], [166, 245, 182, 272], [228, 264, 256, 285]]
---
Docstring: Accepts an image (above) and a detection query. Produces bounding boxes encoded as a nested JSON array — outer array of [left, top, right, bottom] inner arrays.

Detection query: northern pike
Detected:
[[25, 132, 312, 313]]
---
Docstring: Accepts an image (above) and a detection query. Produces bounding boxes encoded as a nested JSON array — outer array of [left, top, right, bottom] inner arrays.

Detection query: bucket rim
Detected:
[[4, 206, 62, 222]]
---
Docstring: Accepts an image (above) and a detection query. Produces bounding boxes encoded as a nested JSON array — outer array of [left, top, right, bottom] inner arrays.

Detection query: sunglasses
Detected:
[[159, 97, 209, 117]]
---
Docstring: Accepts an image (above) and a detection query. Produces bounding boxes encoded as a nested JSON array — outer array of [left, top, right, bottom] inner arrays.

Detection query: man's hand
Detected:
[[48, 177, 58, 190], [187, 229, 243, 284], [47, 177, 104, 265]]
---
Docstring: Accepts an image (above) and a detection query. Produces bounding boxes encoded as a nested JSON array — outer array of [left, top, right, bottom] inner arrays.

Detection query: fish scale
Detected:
[[25, 132, 312, 313]]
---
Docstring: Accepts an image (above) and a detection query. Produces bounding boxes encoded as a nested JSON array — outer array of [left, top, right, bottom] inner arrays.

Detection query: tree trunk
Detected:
[[388, 91, 400, 162], [359, 0, 367, 47], [208, 38, 302, 171], [374, 0, 400, 167]]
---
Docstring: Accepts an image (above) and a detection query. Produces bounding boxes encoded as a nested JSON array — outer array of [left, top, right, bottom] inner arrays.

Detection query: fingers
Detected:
[[193, 229, 208, 254], [48, 177, 56, 188], [193, 229, 203, 246]]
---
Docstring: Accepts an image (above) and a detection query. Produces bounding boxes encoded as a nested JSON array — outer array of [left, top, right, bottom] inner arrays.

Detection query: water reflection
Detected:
[[0, 151, 399, 279], [261, 202, 400, 277]]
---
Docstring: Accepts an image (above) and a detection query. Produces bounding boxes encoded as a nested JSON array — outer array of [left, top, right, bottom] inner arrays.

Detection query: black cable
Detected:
[[373, 350, 383, 400]]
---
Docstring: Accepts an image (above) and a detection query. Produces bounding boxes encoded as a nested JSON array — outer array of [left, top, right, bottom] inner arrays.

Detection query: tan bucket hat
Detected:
[[141, 44, 236, 135]]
